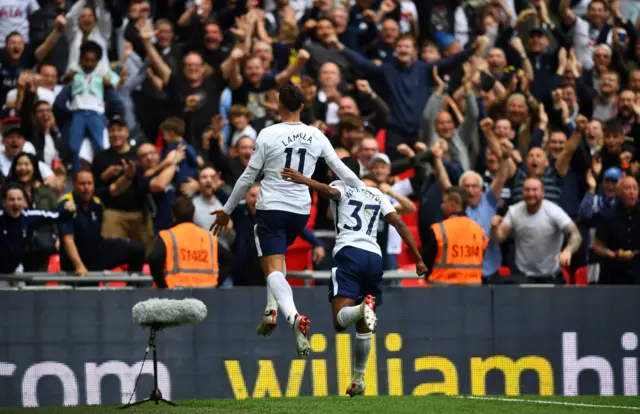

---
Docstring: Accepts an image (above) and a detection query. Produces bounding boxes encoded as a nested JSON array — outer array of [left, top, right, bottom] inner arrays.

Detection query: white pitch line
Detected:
[[457, 396, 640, 411]]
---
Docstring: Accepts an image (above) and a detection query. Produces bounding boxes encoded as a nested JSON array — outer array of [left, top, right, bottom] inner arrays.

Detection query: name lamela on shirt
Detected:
[[281, 132, 312, 147]]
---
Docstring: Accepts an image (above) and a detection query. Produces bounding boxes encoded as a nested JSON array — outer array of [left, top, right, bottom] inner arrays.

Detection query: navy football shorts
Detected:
[[329, 246, 384, 305], [254, 209, 310, 257]]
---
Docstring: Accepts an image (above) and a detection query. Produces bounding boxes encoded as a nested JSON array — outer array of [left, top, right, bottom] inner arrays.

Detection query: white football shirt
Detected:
[[329, 181, 396, 257], [249, 122, 341, 214], [0, 0, 39, 47]]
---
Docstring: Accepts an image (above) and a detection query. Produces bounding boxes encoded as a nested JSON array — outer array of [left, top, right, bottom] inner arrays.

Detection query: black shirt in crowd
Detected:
[[91, 148, 150, 212], [596, 202, 640, 284], [165, 71, 226, 154]]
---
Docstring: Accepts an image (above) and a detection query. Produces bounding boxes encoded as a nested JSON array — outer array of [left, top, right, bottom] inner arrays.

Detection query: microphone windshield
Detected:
[[132, 298, 208, 328]]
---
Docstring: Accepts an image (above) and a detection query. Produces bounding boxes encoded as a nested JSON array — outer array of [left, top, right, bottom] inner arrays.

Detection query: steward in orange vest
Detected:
[[424, 187, 488, 285], [148, 196, 219, 288]]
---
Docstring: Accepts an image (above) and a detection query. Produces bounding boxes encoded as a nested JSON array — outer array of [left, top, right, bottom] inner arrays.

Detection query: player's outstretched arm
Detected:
[[386, 212, 427, 276], [223, 166, 261, 214], [325, 156, 365, 189], [281, 168, 341, 200]]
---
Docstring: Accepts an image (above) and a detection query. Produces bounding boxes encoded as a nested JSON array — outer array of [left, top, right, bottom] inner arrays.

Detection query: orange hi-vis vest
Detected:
[[158, 222, 219, 288], [430, 215, 488, 285]]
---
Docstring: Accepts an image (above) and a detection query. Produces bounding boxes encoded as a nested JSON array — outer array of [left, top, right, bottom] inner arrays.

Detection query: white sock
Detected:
[[266, 287, 278, 312], [266, 261, 286, 313], [353, 332, 372, 381], [267, 271, 298, 326], [336, 304, 364, 329]]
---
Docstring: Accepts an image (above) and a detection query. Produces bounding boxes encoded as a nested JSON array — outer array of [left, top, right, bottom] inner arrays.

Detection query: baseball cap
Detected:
[[369, 152, 390, 167], [604, 166, 622, 181], [108, 114, 127, 127], [0, 108, 22, 137]]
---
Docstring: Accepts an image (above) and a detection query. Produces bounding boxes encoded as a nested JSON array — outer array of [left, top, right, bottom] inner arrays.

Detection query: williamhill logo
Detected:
[[225, 332, 639, 398]]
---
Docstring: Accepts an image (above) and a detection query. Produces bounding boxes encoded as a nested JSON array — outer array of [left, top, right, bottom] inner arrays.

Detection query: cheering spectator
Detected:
[[0, 183, 58, 275], [58, 168, 145, 276], [91, 115, 154, 254], [7, 152, 58, 271], [0, 32, 34, 108], [491, 177, 582, 284], [331, 32, 484, 159], [137, 143, 183, 233], [63, 0, 112, 71], [30, 0, 69, 76], [593, 176, 640, 284]]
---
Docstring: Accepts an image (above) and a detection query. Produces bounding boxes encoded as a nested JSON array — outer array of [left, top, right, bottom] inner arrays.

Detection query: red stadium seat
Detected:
[[46, 255, 61, 286], [376, 129, 386, 153], [561, 267, 572, 284], [498, 266, 512, 277], [574, 266, 588, 285]]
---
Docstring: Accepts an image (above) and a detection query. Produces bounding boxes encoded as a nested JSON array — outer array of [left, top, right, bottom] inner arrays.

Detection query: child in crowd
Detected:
[[65, 41, 120, 172], [229, 105, 257, 147], [160, 117, 199, 186]]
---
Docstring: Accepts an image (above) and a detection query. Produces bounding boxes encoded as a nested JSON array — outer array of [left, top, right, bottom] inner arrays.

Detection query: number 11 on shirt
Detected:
[[284, 148, 307, 172]]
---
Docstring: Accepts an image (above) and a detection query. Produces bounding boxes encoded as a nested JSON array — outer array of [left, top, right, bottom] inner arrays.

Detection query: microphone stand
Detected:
[[121, 324, 177, 409]]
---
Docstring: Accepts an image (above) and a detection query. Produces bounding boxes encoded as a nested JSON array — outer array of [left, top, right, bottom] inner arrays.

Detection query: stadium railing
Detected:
[[0, 270, 424, 289]]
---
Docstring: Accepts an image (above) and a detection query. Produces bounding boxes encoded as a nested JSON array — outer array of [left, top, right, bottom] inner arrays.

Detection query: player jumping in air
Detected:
[[210, 84, 364, 357], [281, 157, 427, 396]]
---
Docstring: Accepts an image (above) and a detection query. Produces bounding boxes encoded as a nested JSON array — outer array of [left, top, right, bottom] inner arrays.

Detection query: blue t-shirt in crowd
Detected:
[[466, 190, 500, 277], [162, 141, 199, 185]]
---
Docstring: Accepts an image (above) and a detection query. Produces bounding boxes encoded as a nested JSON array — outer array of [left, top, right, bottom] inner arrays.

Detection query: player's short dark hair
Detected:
[[340, 156, 360, 177], [172, 196, 195, 224], [80, 41, 103, 61], [604, 119, 624, 137], [444, 186, 468, 210], [278, 84, 306, 113]]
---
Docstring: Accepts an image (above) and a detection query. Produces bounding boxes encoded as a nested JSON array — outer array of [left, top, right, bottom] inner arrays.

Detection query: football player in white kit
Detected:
[[281, 157, 426, 396], [210, 84, 364, 357]]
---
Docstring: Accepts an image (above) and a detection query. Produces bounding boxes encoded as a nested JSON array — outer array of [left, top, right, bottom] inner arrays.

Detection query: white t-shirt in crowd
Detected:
[[330, 181, 396, 257], [0, 0, 39, 47], [250, 122, 340, 214], [573, 16, 612, 71], [503, 199, 572, 277], [0, 141, 53, 179]]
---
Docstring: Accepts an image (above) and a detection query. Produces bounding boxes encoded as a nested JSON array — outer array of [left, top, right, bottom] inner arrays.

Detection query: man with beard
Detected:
[[615, 89, 640, 142], [591, 71, 620, 122], [593, 176, 640, 284], [491, 177, 582, 284], [510, 128, 580, 207], [0, 32, 34, 108]]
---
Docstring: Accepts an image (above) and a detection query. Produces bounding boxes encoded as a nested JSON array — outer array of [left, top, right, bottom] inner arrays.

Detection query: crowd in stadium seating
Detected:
[[1, 0, 640, 286]]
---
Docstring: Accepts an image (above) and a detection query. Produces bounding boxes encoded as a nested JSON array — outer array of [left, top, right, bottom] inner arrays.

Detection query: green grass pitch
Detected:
[[2, 396, 640, 413]]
